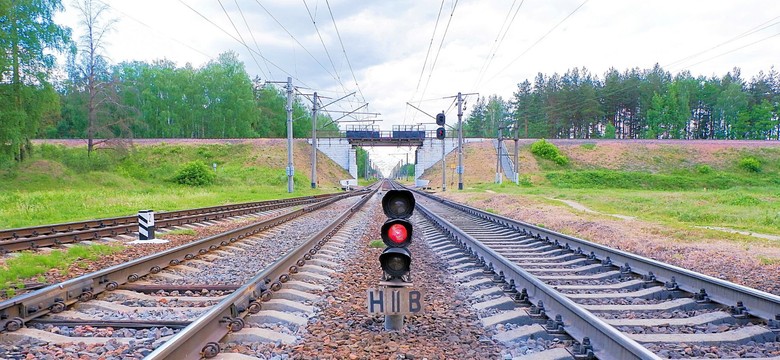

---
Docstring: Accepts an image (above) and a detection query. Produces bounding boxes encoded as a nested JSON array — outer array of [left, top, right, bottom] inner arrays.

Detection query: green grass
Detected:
[[0, 143, 338, 228], [545, 169, 778, 190], [0, 244, 124, 291], [368, 240, 384, 248], [164, 228, 197, 236], [466, 180, 780, 239]]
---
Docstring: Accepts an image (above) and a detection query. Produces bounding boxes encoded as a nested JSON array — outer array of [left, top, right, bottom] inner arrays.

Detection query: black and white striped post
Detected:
[[138, 210, 155, 240]]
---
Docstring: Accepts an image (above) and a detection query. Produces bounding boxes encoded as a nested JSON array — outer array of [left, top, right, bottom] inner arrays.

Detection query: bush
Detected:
[[554, 154, 569, 166], [531, 139, 569, 166], [739, 157, 761, 173], [695, 164, 712, 174], [172, 160, 215, 186]]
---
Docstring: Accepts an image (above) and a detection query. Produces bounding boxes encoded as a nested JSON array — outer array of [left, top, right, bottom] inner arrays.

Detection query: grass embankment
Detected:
[[0, 142, 342, 228], [468, 142, 780, 238], [1, 244, 124, 296], [0, 142, 348, 292]]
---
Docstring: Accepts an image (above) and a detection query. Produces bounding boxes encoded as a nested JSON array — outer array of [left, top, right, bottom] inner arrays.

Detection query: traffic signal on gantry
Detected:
[[379, 190, 415, 280]]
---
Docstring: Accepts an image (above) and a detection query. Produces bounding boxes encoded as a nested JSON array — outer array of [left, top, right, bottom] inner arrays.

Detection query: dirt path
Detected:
[[548, 198, 636, 220]]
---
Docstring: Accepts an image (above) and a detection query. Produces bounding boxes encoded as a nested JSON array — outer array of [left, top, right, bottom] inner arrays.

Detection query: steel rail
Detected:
[[0, 193, 354, 253], [0, 193, 340, 241], [0, 191, 362, 333], [145, 188, 377, 359], [421, 192, 780, 322], [414, 199, 659, 360]]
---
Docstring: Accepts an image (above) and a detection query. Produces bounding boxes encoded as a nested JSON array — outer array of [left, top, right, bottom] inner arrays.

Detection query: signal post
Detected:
[[367, 189, 423, 330]]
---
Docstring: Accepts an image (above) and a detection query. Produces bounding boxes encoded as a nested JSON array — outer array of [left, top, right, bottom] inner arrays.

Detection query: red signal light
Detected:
[[387, 223, 408, 244]]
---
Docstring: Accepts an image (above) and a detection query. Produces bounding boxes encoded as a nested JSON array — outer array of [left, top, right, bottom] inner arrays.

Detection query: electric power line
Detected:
[[522, 28, 780, 131], [252, 0, 342, 88], [217, 0, 267, 79], [666, 16, 780, 71], [474, 0, 525, 88], [417, 0, 460, 107], [176, 0, 312, 87], [414, 0, 446, 95], [233, 0, 273, 78], [303, 0, 341, 85], [95, 0, 213, 61], [485, 0, 589, 85], [325, 0, 366, 104]]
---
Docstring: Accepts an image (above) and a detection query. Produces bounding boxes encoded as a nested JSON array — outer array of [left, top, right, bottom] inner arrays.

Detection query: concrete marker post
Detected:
[[138, 210, 155, 240]]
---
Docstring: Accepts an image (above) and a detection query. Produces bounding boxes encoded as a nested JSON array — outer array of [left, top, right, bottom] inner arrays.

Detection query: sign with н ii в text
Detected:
[[366, 287, 423, 315]]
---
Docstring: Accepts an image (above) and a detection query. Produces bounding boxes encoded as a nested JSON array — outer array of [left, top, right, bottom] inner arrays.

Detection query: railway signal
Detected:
[[436, 127, 445, 140], [436, 112, 445, 126], [379, 190, 414, 280], [436, 112, 446, 140], [369, 189, 422, 330]]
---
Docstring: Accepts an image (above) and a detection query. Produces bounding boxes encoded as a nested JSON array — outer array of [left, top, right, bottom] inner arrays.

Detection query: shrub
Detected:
[[554, 154, 569, 166], [531, 139, 569, 166], [695, 164, 712, 174], [172, 160, 216, 186], [738, 157, 761, 173]]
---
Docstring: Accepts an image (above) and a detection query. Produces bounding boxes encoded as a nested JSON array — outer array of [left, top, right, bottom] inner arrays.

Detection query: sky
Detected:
[[55, 0, 780, 175]]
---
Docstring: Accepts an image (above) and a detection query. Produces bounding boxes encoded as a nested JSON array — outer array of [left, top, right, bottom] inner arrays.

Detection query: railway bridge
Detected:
[[314, 125, 472, 186]]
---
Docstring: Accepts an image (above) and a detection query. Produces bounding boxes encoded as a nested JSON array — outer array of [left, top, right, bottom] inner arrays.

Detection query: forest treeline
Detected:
[[56, 53, 333, 140], [0, 0, 334, 164], [2, 1, 779, 166], [465, 64, 780, 140]]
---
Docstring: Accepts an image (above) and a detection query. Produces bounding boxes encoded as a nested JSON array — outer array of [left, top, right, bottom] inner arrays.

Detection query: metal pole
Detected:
[[405, 153, 409, 181], [514, 139, 520, 184], [385, 314, 404, 331], [496, 126, 502, 184], [441, 139, 446, 191], [286, 77, 294, 193], [311, 92, 318, 189], [457, 92, 464, 190]]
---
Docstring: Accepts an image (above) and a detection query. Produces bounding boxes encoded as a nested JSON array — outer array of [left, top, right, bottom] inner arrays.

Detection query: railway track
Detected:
[[0, 193, 344, 253], [2, 180, 778, 359], [0, 188, 374, 359], [413, 188, 780, 359]]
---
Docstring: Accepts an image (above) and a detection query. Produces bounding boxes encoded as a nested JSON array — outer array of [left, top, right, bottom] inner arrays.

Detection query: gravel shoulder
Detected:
[[439, 192, 780, 296], [235, 198, 508, 360]]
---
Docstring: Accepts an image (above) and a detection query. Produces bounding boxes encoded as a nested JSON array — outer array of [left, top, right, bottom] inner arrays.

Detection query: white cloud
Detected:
[[55, 0, 780, 175]]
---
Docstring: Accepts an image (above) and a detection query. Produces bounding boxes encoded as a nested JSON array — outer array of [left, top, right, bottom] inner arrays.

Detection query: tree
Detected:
[[463, 96, 487, 137], [73, 0, 118, 154], [715, 82, 748, 139], [0, 0, 70, 161]]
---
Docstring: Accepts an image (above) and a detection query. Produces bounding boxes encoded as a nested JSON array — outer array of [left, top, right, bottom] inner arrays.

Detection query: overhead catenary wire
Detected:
[[484, 0, 589, 86], [233, 0, 273, 78], [473, 0, 525, 89], [417, 0, 459, 106], [251, 0, 342, 90], [95, 0, 213, 61], [217, 0, 267, 79], [665, 15, 780, 71], [302, 0, 358, 106], [531, 21, 780, 123], [325, 0, 366, 105], [414, 0, 446, 95], [303, 0, 342, 86], [176, 0, 311, 87], [403, 0, 446, 125]]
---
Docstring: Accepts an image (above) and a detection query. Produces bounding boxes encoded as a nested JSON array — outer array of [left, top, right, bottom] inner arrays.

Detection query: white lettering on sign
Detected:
[[366, 287, 423, 315]]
